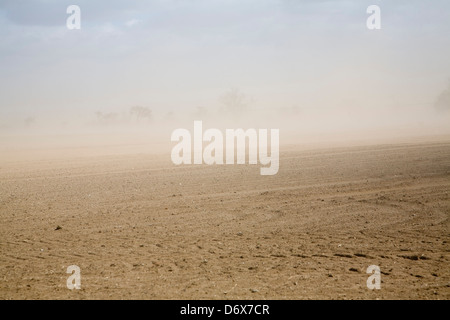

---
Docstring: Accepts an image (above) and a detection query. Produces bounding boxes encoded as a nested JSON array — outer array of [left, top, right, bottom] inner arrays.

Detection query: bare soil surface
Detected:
[[1, 139, 449, 299]]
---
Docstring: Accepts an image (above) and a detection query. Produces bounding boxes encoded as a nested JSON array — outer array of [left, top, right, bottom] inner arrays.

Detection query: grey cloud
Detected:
[[0, 0, 148, 26]]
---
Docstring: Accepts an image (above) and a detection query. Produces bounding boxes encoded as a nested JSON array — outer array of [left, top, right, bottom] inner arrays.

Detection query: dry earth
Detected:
[[0, 139, 449, 299]]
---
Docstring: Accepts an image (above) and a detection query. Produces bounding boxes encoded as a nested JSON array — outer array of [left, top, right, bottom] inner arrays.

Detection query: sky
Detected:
[[0, 0, 449, 135]]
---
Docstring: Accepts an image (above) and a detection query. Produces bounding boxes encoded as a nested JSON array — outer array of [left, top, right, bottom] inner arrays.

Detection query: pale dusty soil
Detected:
[[0, 140, 449, 299]]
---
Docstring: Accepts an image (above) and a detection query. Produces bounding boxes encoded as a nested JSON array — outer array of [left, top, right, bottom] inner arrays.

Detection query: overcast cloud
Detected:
[[0, 0, 449, 133]]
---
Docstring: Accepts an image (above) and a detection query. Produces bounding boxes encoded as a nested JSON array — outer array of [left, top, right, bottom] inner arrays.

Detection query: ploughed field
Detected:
[[1, 141, 449, 299]]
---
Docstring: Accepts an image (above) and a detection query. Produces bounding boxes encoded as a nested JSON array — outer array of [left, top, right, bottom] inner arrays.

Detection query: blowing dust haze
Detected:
[[0, 0, 449, 305], [1, 0, 450, 155]]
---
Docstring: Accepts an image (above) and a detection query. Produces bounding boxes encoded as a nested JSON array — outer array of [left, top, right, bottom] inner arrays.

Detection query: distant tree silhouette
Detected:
[[435, 80, 450, 112], [24, 116, 35, 127], [130, 106, 152, 122], [95, 111, 118, 124], [220, 88, 248, 117]]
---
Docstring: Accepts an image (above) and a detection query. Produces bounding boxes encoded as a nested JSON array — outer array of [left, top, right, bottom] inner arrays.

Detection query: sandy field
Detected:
[[0, 136, 449, 300]]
